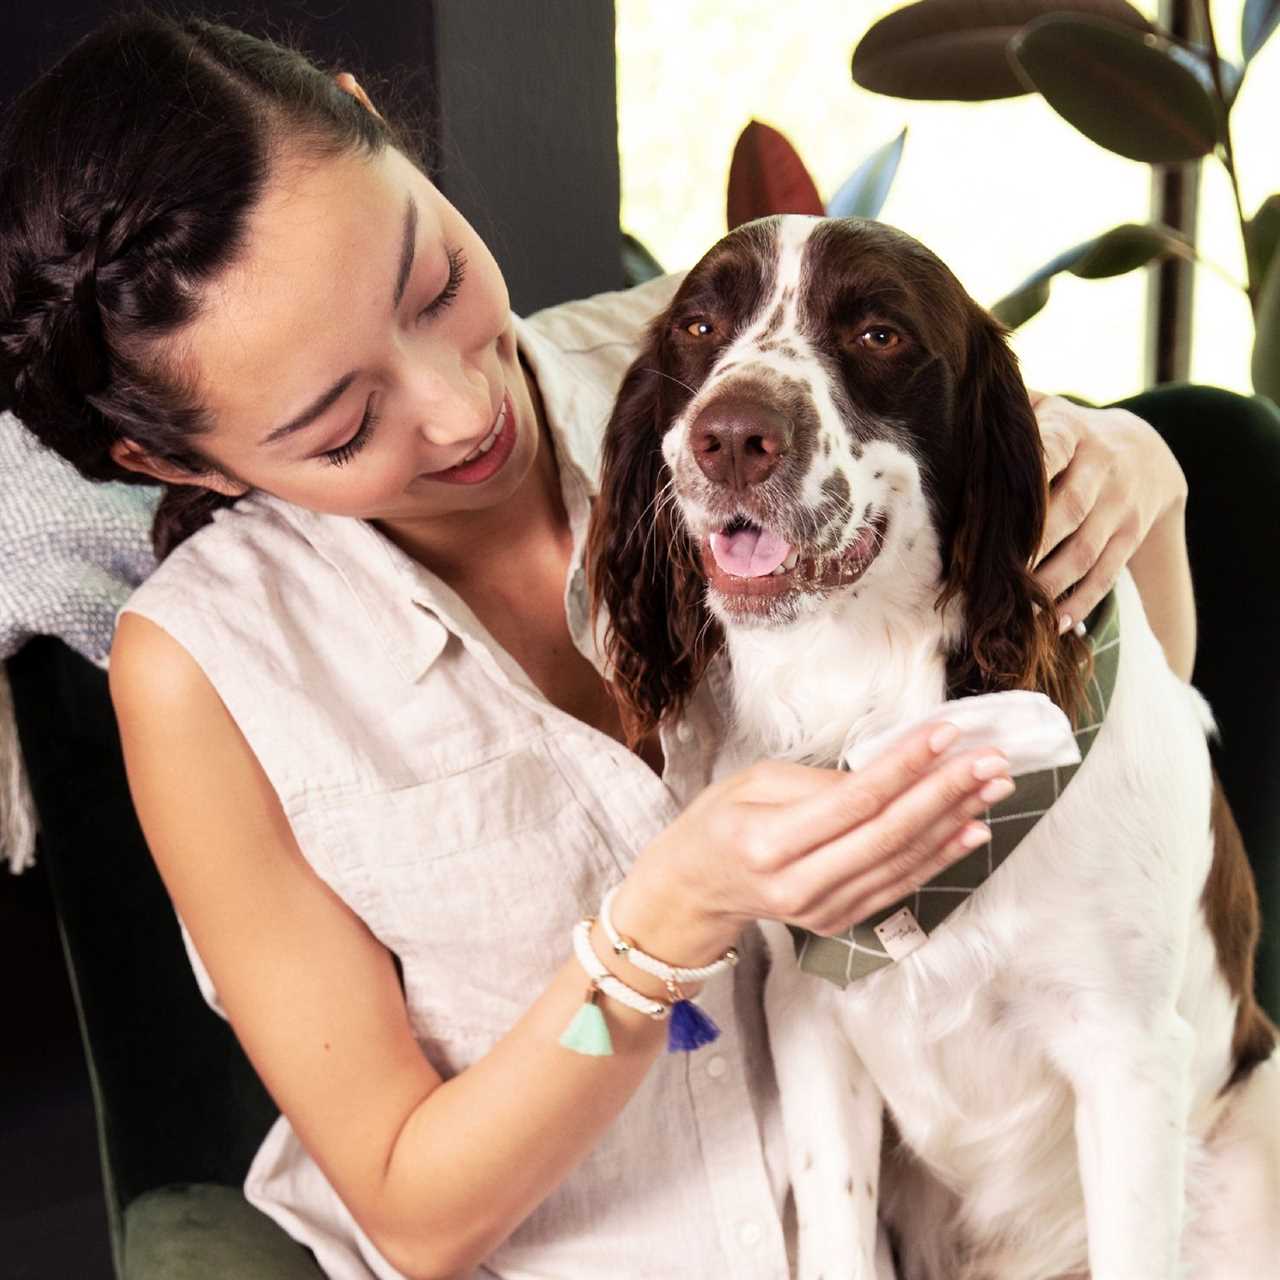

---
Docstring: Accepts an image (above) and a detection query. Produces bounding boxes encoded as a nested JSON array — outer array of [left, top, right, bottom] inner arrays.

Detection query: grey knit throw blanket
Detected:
[[0, 411, 158, 871]]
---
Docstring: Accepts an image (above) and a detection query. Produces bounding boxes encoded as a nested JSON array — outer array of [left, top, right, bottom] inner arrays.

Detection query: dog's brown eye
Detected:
[[686, 319, 715, 338], [859, 327, 900, 351]]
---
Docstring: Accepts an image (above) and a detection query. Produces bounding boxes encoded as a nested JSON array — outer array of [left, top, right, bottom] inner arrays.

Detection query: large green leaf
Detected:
[[991, 223, 1194, 328], [727, 120, 824, 230], [1009, 15, 1222, 163], [1253, 254, 1280, 402], [851, 0, 1152, 101], [1243, 0, 1280, 62], [1246, 195, 1280, 296], [826, 129, 907, 220]]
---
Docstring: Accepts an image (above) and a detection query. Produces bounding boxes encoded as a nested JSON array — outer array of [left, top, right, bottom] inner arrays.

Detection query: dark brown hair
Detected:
[[0, 11, 414, 557]]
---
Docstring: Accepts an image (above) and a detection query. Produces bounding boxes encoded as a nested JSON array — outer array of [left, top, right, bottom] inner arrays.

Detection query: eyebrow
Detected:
[[259, 195, 419, 447]]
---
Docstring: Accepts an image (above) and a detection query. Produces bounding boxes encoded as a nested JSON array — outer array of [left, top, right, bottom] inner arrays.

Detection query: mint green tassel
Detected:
[[559, 988, 614, 1056]]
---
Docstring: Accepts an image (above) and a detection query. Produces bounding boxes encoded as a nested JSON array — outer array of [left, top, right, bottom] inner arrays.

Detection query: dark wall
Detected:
[[0, 0, 622, 315]]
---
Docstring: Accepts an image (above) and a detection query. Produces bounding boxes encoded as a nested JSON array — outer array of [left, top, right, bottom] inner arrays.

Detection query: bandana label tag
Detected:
[[874, 907, 928, 961]]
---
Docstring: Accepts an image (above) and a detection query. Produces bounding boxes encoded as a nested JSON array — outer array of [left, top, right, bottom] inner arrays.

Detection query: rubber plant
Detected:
[[850, 0, 1280, 403]]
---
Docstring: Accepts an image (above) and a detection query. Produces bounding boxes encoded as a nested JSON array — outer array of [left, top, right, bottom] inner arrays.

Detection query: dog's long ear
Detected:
[[939, 311, 1091, 721], [586, 325, 720, 747]]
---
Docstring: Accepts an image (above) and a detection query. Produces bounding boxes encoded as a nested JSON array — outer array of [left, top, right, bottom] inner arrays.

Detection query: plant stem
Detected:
[[1195, 0, 1257, 306]]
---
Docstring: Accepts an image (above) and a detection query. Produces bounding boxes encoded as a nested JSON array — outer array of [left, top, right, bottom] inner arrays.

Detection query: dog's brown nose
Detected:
[[690, 397, 792, 490]]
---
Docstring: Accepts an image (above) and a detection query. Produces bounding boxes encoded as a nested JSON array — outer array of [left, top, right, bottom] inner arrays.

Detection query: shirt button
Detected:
[[738, 1222, 763, 1248], [705, 1054, 727, 1079]]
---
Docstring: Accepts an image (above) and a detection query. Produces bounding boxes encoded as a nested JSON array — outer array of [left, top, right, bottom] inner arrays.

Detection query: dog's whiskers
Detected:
[[639, 367, 699, 399]]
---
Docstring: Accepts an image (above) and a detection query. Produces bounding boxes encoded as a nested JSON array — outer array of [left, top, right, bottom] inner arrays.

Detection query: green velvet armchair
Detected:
[[10, 636, 325, 1279]]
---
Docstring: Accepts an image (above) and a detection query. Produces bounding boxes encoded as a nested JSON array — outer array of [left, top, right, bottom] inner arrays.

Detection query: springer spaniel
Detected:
[[586, 216, 1279, 1279]]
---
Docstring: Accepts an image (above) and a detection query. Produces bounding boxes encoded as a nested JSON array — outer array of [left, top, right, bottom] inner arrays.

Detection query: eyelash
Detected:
[[323, 401, 380, 468], [320, 247, 468, 468], [420, 246, 467, 320]]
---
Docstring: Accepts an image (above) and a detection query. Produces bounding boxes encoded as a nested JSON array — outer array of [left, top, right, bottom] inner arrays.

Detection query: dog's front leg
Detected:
[[1050, 1009, 1195, 1279], [761, 923, 885, 1280]]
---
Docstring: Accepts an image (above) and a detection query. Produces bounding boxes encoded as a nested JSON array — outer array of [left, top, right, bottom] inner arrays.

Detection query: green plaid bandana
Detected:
[[789, 591, 1121, 988]]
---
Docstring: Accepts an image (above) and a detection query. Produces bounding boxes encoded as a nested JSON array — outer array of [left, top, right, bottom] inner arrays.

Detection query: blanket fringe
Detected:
[[1, 666, 37, 873]]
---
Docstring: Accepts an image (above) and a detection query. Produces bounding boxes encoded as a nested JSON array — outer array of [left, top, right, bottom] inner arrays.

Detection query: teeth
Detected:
[[782, 550, 799, 571], [460, 404, 506, 464]]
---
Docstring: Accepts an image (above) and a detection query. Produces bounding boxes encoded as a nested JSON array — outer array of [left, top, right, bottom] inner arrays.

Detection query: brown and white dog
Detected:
[[586, 216, 1279, 1279]]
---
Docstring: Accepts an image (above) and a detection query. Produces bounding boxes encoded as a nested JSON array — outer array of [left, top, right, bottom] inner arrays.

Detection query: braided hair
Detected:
[[0, 13, 412, 556]]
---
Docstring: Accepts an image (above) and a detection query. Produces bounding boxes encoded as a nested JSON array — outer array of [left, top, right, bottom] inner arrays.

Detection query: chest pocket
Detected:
[[291, 737, 630, 1068]]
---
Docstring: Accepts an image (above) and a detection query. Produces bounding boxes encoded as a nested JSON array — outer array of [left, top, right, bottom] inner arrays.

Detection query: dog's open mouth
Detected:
[[699, 512, 889, 606]]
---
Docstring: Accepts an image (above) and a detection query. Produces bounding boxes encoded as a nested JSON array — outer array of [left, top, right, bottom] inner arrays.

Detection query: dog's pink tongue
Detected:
[[709, 527, 793, 577]]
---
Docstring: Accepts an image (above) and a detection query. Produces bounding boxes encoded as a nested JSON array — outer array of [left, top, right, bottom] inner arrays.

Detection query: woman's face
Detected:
[[136, 143, 541, 540]]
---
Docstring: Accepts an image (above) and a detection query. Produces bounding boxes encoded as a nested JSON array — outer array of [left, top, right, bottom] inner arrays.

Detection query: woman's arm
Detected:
[[110, 613, 1009, 1279], [1028, 394, 1195, 680]]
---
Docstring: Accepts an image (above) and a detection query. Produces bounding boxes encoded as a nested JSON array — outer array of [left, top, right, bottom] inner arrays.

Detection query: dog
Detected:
[[586, 215, 1279, 1279]]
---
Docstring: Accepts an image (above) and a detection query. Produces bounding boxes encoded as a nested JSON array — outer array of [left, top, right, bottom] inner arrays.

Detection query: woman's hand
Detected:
[[1029, 393, 1188, 633], [613, 723, 1013, 958]]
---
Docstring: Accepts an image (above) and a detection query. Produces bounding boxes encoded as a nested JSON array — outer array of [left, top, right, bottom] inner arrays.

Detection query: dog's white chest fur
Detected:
[[731, 574, 1273, 1280]]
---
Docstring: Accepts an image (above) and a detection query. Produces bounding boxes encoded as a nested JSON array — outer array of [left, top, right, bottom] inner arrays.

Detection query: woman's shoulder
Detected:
[[523, 272, 685, 390], [124, 494, 316, 616], [118, 493, 339, 688]]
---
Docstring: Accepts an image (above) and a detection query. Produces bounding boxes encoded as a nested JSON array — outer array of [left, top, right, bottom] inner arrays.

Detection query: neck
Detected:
[[723, 578, 961, 767]]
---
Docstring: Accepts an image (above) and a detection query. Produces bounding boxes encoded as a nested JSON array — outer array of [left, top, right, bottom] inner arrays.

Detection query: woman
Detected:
[[0, 15, 1192, 1278]]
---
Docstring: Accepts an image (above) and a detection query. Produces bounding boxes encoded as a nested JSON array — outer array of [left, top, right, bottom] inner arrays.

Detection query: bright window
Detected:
[[616, 0, 1279, 403]]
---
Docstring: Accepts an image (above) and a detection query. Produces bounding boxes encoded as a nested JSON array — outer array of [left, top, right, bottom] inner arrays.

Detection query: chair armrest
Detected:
[[124, 1183, 324, 1280]]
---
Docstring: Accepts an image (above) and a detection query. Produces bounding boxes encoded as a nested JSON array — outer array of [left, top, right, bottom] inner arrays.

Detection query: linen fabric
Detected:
[[121, 276, 794, 1280]]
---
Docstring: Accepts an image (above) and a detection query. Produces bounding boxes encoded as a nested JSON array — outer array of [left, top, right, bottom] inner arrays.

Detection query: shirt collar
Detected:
[[252, 314, 610, 683]]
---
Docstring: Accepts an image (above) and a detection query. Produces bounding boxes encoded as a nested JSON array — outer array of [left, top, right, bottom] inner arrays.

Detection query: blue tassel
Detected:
[[667, 998, 720, 1052]]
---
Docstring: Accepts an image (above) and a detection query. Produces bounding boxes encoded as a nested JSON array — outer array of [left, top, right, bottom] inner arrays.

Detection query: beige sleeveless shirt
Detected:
[[122, 278, 794, 1279]]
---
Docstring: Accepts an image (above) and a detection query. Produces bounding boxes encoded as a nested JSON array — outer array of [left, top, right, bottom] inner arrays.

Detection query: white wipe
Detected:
[[841, 689, 1082, 778]]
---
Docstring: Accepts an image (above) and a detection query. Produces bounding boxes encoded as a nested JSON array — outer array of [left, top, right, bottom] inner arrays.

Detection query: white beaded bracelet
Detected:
[[599, 884, 740, 984], [570, 919, 667, 1019]]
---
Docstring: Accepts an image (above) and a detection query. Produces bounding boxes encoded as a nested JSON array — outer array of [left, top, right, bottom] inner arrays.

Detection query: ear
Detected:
[[586, 324, 719, 745], [939, 312, 1089, 718], [109, 438, 249, 497], [333, 72, 383, 121]]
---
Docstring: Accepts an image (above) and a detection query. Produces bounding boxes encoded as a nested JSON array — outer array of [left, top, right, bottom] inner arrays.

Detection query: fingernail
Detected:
[[979, 777, 1016, 805], [1058, 613, 1073, 635], [929, 723, 960, 753], [960, 822, 992, 850], [972, 754, 1008, 780]]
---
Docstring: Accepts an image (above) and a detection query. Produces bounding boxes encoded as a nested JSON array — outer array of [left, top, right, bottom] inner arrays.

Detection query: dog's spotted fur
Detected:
[[588, 215, 1279, 1279]]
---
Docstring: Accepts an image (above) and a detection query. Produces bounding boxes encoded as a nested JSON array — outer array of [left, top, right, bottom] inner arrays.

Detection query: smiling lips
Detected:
[[425, 395, 516, 485], [701, 514, 888, 601]]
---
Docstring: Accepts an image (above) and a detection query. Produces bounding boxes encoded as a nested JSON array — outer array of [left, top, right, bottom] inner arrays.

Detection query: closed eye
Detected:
[[321, 397, 380, 467], [419, 246, 467, 321]]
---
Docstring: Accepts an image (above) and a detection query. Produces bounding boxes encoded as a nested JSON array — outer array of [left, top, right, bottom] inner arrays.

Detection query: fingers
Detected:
[[755, 745, 1013, 931], [1036, 452, 1104, 567], [1034, 492, 1137, 625], [1035, 404, 1079, 486], [802, 752, 1011, 916], [797, 786, 1004, 936], [730, 758, 848, 806], [749, 721, 975, 863], [1050, 528, 1130, 632]]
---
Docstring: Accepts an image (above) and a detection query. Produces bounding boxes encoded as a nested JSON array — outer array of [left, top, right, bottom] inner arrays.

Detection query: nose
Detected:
[[690, 396, 792, 490], [401, 340, 494, 448]]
